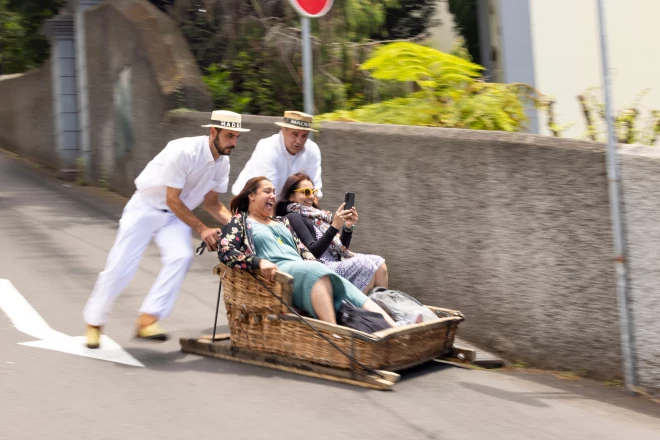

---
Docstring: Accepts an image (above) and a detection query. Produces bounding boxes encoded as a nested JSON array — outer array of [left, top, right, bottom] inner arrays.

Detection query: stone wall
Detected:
[[0, 0, 211, 181], [0, 63, 58, 167], [83, 0, 212, 189]]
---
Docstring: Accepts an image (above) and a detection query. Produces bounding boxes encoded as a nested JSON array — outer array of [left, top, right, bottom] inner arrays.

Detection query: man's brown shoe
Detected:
[[135, 322, 169, 341], [86, 325, 101, 349]]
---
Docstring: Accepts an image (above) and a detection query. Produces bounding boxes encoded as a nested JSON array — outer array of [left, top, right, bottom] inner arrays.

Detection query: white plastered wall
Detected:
[[529, 0, 660, 143], [428, 1, 459, 53]]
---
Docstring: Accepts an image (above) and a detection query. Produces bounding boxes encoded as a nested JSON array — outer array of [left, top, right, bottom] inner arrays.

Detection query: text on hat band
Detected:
[[283, 117, 312, 128], [211, 120, 242, 129]]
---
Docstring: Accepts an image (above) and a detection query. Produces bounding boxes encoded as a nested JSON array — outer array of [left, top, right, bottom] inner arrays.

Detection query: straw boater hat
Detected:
[[201, 110, 250, 132], [275, 111, 319, 133]]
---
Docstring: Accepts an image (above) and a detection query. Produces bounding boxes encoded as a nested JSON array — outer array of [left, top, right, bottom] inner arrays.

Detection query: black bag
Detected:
[[336, 300, 390, 333]]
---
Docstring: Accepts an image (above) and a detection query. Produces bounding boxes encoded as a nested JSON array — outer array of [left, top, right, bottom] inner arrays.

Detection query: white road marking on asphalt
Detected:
[[0, 279, 144, 367]]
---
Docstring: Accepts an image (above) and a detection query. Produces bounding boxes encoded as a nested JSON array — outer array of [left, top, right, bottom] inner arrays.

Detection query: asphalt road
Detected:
[[1, 149, 659, 440]]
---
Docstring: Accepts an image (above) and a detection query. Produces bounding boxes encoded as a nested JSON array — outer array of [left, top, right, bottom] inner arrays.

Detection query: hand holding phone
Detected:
[[344, 192, 355, 211]]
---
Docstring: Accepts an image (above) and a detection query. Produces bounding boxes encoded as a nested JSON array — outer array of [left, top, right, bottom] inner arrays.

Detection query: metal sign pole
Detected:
[[301, 16, 314, 116], [596, 0, 636, 394]]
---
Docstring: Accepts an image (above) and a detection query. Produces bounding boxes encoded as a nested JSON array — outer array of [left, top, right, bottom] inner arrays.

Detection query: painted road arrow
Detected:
[[0, 279, 144, 367]]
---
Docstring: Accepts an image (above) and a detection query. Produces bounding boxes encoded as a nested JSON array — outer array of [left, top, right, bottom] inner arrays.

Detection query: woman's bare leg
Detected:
[[362, 298, 396, 327], [362, 263, 389, 294], [362, 276, 375, 294], [310, 276, 336, 324], [374, 263, 388, 288]]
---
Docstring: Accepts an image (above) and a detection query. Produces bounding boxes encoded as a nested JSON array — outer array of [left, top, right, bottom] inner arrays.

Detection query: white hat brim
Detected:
[[201, 124, 251, 132], [275, 121, 319, 133]]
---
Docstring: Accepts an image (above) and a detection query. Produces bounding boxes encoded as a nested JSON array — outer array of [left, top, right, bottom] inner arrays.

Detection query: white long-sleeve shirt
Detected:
[[232, 132, 323, 198]]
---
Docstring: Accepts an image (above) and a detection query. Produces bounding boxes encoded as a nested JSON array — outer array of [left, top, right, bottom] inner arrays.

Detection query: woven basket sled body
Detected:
[[217, 263, 465, 371]]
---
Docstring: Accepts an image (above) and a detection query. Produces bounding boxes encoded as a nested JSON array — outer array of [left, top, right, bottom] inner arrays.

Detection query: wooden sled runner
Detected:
[[180, 263, 478, 390]]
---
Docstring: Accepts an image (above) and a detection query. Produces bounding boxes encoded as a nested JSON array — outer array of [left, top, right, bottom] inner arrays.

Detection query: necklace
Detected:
[[268, 223, 286, 245], [266, 221, 287, 245]]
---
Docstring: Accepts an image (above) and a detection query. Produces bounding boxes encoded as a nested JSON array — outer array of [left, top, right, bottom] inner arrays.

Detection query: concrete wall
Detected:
[[0, 62, 58, 167], [133, 111, 636, 383], [619, 146, 660, 393], [83, 0, 212, 189]]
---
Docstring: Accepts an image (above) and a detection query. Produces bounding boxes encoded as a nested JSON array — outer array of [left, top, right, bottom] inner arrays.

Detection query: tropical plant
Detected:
[[536, 95, 573, 137], [331, 0, 398, 41], [379, 0, 439, 40], [447, 0, 480, 64], [0, 0, 63, 74], [318, 42, 534, 132], [577, 87, 660, 145], [360, 41, 483, 91], [150, 0, 439, 114]]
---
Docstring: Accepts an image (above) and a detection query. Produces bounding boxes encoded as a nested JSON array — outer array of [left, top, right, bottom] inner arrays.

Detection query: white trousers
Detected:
[[83, 194, 194, 326]]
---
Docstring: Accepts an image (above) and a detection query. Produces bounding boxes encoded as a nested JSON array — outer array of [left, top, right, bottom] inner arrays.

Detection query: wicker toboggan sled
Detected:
[[180, 263, 474, 390]]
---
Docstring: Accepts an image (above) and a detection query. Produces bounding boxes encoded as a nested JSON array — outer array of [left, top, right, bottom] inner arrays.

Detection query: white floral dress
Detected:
[[313, 226, 384, 291]]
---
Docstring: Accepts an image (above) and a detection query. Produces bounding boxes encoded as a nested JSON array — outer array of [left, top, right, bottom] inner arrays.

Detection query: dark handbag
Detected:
[[336, 300, 391, 333]]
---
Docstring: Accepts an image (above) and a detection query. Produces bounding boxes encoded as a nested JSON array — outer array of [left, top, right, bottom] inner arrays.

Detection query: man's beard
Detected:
[[214, 135, 230, 156]]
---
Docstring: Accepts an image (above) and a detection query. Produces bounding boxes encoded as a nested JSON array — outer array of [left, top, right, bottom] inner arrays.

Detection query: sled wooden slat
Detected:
[[180, 337, 399, 391], [198, 333, 231, 343]]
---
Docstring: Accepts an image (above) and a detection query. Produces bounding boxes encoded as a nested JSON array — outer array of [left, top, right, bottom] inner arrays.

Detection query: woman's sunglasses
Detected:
[[293, 188, 319, 197]]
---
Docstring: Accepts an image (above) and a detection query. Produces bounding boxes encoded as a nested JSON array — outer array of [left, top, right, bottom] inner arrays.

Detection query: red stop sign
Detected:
[[287, 0, 334, 18]]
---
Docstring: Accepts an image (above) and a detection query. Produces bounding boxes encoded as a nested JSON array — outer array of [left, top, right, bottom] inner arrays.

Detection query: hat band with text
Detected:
[[210, 120, 242, 129], [283, 117, 312, 128]]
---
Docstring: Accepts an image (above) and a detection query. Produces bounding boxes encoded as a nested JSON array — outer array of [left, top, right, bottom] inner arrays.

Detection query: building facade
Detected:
[[478, 0, 660, 141]]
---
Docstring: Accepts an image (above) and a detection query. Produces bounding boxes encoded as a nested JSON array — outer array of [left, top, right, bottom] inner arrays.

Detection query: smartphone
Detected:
[[344, 192, 355, 211]]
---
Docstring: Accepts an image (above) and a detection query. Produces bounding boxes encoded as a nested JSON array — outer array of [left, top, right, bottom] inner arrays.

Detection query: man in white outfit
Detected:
[[83, 110, 250, 348], [232, 110, 322, 198]]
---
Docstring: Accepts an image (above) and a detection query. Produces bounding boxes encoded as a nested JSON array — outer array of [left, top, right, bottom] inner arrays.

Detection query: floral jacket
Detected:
[[217, 212, 316, 270]]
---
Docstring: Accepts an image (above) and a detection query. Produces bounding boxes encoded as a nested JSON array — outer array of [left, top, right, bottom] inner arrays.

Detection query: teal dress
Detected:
[[249, 220, 368, 318]]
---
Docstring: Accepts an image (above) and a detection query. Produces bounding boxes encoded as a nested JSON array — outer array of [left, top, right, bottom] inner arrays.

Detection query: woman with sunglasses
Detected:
[[276, 173, 389, 294], [218, 176, 396, 327]]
